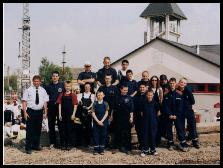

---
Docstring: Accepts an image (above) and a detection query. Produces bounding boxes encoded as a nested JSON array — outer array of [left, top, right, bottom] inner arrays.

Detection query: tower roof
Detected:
[[140, 3, 187, 20]]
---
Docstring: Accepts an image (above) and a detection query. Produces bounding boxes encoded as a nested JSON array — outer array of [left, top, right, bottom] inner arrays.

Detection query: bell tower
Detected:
[[140, 3, 187, 43]]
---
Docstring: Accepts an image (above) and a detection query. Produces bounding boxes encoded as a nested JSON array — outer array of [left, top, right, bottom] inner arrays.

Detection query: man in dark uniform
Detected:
[[96, 56, 119, 86], [98, 74, 119, 148], [133, 81, 147, 150], [163, 78, 188, 152], [112, 85, 134, 155], [121, 69, 138, 97], [178, 78, 200, 149], [45, 71, 64, 148], [77, 62, 96, 93]]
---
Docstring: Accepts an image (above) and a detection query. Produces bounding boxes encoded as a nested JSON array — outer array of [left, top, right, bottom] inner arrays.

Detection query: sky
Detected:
[[3, 3, 220, 75]]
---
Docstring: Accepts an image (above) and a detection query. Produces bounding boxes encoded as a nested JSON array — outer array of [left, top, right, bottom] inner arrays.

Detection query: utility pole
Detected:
[[18, 3, 31, 97], [62, 45, 67, 76]]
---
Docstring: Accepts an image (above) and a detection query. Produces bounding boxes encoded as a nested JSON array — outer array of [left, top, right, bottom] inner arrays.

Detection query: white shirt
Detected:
[[119, 69, 127, 76], [151, 87, 163, 96], [12, 104, 21, 119], [4, 104, 13, 112], [77, 92, 95, 103], [22, 85, 49, 110]]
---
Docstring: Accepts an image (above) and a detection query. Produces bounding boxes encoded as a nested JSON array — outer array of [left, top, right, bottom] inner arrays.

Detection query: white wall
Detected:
[[112, 39, 220, 83]]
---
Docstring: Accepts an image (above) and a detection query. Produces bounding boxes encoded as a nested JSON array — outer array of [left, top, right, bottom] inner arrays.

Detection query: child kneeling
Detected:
[[91, 91, 109, 155]]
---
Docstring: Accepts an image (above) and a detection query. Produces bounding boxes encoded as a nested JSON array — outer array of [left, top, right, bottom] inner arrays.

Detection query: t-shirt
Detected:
[[56, 92, 78, 105]]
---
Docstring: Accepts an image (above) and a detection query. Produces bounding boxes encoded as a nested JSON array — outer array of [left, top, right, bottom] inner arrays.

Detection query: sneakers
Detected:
[[140, 152, 146, 157], [150, 150, 158, 156], [25, 150, 32, 154], [93, 151, 99, 155], [99, 151, 105, 155], [112, 149, 119, 154], [179, 143, 188, 152], [125, 151, 131, 155], [192, 140, 200, 149], [168, 145, 174, 151]]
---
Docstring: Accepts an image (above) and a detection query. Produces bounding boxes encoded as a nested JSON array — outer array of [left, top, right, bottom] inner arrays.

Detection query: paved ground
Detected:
[[4, 137, 220, 165]]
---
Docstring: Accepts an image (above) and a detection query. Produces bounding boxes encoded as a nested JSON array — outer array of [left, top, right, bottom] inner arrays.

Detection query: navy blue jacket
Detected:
[[96, 67, 118, 85], [163, 89, 183, 117]]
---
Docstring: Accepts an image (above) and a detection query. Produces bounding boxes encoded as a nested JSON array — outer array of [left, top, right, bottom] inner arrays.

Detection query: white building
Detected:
[[111, 3, 220, 123]]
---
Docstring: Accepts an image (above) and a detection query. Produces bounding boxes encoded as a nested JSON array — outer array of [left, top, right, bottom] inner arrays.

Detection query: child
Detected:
[[121, 69, 138, 97], [112, 84, 134, 155], [91, 91, 109, 155], [163, 78, 188, 152], [177, 77, 199, 149], [141, 89, 160, 157], [98, 74, 119, 148], [57, 81, 78, 150], [133, 82, 147, 150]]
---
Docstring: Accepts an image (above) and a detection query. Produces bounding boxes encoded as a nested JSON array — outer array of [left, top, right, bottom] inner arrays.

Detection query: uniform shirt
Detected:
[[125, 79, 138, 96], [96, 67, 118, 85], [22, 85, 49, 110], [163, 89, 183, 117], [134, 91, 146, 115], [45, 82, 64, 104], [98, 85, 119, 110], [78, 71, 96, 93], [56, 92, 78, 105], [180, 87, 195, 110], [77, 92, 95, 103], [92, 100, 109, 121]]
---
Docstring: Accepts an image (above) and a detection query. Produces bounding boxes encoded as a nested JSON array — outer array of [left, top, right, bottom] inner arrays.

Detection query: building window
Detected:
[[195, 84, 205, 92], [208, 84, 218, 92], [188, 83, 220, 93]]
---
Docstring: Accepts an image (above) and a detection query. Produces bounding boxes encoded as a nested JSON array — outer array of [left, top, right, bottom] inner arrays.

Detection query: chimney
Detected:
[[196, 45, 200, 55]]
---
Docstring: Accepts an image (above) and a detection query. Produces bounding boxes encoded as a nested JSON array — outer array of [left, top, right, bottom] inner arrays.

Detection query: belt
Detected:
[[27, 107, 43, 111]]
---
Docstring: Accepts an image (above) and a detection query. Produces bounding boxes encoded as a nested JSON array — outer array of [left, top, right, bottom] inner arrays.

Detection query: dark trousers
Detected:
[[156, 114, 167, 145], [113, 125, 132, 151], [134, 116, 143, 149], [186, 110, 198, 140], [61, 114, 73, 147], [48, 103, 62, 145], [82, 116, 93, 146], [25, 108, 43, 151], [166, 117, 186, 145], [93, 123, 107, 152], [143, 125, 157, 152]]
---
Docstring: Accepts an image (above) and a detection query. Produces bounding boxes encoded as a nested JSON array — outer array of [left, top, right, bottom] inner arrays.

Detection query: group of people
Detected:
[[5, 56, 201, 157]]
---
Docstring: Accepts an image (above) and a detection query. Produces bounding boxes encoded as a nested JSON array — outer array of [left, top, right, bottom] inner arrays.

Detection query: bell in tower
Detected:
[[140, 3, 187, 43]]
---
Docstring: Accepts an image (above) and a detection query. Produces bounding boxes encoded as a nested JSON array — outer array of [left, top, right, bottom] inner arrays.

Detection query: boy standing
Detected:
[[163, 78, 188, 152], [57, 81, 78, 150], [112, 85, 134, 155], [133, 82, 147, 150], [91, 91, 109, 155], [141, 89, 160, 157], [178, 78, 200, 149]]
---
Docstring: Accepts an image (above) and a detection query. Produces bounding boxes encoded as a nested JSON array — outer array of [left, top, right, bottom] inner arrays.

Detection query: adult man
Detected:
[[137, 71, 150, 90], [22, 75, 49, 154], [45, 71, 64, 148], [77, 62, 96, 93], [96, 57, 119, 87]]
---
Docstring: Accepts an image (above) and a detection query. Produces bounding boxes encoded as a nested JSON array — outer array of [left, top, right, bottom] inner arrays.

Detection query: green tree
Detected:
[[38, 57, 73, 86], [4, 75, 17, 92]]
